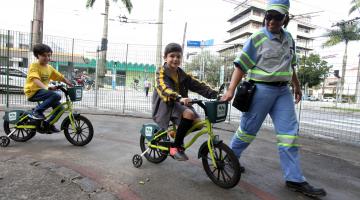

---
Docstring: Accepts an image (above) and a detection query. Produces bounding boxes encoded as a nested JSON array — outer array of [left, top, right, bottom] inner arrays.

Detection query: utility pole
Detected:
[[30, 0, 44, 47], [356, 53, 360, 105], [155, 0, 164, 68]]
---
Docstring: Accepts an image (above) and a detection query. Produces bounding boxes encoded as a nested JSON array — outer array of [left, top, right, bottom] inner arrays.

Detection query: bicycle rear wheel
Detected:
[[3, 118, 36, 142], [201, 142, 241, 189], [140, 135, 168, 163]]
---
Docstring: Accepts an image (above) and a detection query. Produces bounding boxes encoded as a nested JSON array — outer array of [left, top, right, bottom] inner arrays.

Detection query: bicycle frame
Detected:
[[147, 118, 218, 168], [14, 100, 76, 132]]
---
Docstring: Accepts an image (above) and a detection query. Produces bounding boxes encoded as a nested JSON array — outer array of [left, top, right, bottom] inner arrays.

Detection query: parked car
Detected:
[[322, 97, 336, 102], [309, 96, 319, 101], [0, 66, 27, 93]]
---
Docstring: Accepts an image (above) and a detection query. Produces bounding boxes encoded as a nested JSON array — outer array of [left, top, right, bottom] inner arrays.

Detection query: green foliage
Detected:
[[184, 51, 235, 87], [297, 54, 332, 88], [323, 22, 360, 47], [86, 0, 133, 13], [349, 0, 360, 15]]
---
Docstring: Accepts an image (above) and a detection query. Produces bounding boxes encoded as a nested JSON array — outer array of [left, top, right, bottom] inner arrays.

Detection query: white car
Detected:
[[0, 66, 27, 93], [322, 97, 336, 102]]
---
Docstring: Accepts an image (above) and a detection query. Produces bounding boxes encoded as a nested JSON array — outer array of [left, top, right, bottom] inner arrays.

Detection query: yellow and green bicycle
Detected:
[[1, 84, 93, 147], [132, 92, 241, 188]]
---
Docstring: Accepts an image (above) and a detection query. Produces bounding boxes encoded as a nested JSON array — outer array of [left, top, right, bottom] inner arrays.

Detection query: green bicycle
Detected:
[[1, 83, 93, 147], [132, 89, 241, 189]]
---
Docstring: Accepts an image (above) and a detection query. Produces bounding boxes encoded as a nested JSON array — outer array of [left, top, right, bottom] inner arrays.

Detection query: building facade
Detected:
[[220, 0, 316, 56]]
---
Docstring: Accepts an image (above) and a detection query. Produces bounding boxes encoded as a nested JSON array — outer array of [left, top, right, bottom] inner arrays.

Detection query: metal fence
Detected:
[[1, 29, 359, 145]]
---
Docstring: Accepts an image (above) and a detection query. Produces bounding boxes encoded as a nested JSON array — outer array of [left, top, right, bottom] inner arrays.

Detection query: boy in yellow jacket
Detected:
[[24, 44, 73, 133]]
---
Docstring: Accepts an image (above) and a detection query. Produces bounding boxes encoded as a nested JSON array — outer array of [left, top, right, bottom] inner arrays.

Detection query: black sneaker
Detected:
[[29, 112, 45, 120], [286, 181, 327, 197], [49, 124, 61, 133]]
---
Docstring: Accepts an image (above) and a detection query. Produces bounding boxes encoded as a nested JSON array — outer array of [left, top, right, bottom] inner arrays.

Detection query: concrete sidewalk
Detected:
[[0, 112, 359, 200]]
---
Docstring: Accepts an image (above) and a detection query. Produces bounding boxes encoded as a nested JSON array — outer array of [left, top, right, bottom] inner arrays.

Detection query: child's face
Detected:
[[38, 52, 52, 65], [164, 52, 182, 69]]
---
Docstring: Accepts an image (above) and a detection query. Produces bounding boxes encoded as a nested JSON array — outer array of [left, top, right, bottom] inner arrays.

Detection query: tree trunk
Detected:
[[339, 40, 348, 101], [98, 0, 109, 87]]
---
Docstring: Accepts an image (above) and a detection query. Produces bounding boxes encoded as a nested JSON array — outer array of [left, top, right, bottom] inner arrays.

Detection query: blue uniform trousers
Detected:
[[230, 83, 306, 182]]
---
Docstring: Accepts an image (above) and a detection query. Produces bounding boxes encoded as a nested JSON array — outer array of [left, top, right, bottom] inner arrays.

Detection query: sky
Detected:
[[0, 0, 359, 70]]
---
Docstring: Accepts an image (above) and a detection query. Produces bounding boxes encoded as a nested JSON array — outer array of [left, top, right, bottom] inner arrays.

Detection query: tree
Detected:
[[297, 54, 332, 98], [323, 22, 360, 100], [349, 0, 360, 15], [86, 0, 132, 86], [184, 51, 224, 87]]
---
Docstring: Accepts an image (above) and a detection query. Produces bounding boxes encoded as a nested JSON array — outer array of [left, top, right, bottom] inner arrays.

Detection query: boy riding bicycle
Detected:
[[24, 44, 73, 133], [152, 43, 218, 161]]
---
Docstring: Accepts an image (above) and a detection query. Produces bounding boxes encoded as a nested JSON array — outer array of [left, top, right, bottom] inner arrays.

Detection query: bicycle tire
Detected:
[[140, 135, 168, 163], [3, 119, 36, 142], [201, 142, 241, 189], [63, 115, 93, 146]]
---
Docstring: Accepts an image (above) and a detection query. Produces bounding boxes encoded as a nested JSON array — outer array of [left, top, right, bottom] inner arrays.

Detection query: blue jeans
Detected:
[[230, 83, 306, 182], [28, 89, 64, 123]]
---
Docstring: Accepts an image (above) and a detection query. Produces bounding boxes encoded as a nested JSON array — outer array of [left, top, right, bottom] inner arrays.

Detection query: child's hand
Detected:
[[64, 78, 74, 87], [48, 86, 57, 91], [180, 98, 192, 106], [221, 90, 234, 102]]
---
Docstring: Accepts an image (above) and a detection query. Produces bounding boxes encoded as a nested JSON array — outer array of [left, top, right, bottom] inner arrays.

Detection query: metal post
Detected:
[[355, 53, 360, 105], [6, 30, 11, 108], [123, 44, 129, 114], [155, 0, 164, 68], [94, 47, 99, 108]]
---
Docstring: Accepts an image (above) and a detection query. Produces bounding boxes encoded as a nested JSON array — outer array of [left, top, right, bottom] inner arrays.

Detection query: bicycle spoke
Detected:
[[72, 133, 77, 139], [79, 133, 84, 143], [222, 167, 232, 180], [211, 167, 217, 174], [217, 168, 221, 180], [76, 133, 80, 142], [148, 149, 153, 157], [155, 150, 161, 157], [20, 129, 25, 138], [80, 121, 86, 128], [219, 148, 223, 160], [81, 127, 89, 131], [80, 132, 87, 139], [152, 148, 156, 158], [16, 129, 21, 138], [220, 169, 227, 183]]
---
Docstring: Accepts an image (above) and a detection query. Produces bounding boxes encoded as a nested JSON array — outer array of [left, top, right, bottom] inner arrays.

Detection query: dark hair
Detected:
[[32, 44, 53, 58], [164, 43, 182, 57], [262, 12, 290, 28]]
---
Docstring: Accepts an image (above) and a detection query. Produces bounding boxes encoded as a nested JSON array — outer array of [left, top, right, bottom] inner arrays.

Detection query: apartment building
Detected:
[[220, 0, 316, 56]]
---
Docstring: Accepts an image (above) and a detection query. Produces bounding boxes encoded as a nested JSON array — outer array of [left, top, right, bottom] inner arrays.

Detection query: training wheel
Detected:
[[132, 154, 143, 168], [0, 136, 10, 147]]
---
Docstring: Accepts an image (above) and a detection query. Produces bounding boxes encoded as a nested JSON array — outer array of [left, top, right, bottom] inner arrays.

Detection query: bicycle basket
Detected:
[[140, 123, 160, 141], [205, 101, 228, 123], [68, 86, 83, 101], [3, 110, 26, 124]]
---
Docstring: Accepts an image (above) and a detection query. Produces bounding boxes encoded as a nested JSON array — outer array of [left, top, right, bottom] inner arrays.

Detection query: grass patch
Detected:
[[321, 106, 360, 112]]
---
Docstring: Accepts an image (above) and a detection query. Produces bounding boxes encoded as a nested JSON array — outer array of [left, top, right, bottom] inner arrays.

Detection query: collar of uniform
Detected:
[[163, 63, 187, 83], [262, 27, 289, 41]]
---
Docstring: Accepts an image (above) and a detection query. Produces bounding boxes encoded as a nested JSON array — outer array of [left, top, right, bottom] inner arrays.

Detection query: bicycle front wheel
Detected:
[[201, 142, 241, 189], [63, 115, 93, 146]]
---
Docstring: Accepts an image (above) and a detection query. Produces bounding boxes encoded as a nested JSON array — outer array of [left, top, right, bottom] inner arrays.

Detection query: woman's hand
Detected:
[[293, 86, 302, 104], [180, 98, 192, 106]]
